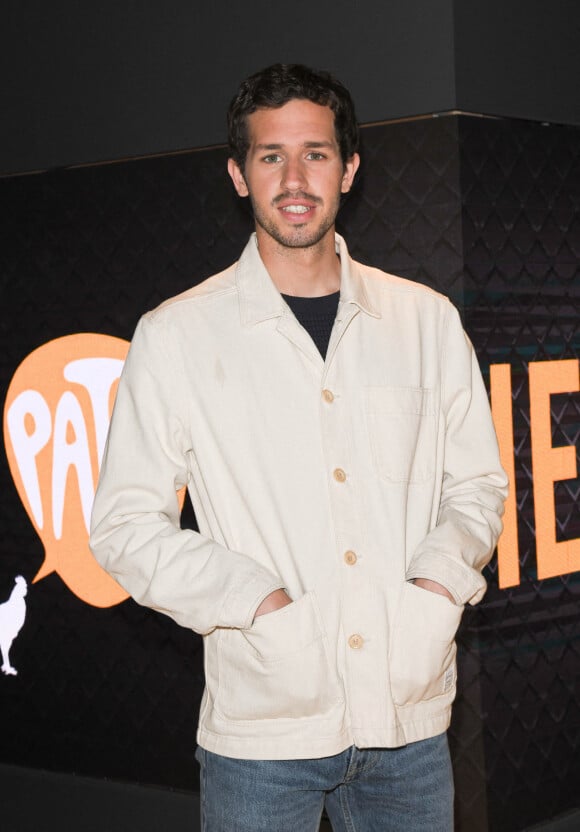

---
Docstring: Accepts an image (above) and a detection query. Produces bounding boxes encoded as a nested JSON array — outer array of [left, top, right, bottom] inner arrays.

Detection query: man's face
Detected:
[[228, 99, 359, 251]]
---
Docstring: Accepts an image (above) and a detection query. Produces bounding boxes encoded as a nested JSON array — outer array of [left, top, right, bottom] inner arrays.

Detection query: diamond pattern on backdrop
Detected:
[[458, 116, 580, 832]]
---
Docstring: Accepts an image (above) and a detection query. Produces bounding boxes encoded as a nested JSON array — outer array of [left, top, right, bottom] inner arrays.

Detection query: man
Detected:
[[90, 64, 507, 830]]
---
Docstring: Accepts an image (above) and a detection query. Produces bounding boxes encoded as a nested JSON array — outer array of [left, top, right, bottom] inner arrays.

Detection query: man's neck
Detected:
[[255, 228, 341, 298]]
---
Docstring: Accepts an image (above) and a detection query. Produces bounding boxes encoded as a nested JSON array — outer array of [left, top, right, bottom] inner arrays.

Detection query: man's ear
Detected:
[[228, 158, 249, 197], [341, 153, 361, 194]]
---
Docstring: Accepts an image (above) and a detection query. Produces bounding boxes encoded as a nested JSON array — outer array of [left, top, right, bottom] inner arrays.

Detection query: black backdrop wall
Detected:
[[3, 0, 580, 175], [1, 114, 579, 832]]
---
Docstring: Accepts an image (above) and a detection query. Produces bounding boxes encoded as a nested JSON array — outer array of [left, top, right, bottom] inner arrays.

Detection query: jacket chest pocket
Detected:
[[365, 386, 437, 484]]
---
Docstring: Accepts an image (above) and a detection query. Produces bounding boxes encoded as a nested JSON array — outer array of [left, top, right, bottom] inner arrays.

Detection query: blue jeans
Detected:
[[196, 733, 454, 831]]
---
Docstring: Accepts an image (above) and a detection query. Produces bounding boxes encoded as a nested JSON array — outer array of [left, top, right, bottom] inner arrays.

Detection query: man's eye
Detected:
[[306, 152, 325, 161], [263, 154, 282, 163]]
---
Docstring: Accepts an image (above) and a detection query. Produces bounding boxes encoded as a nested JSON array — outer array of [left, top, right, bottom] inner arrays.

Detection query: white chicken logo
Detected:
[[0, 576, 27, 676]]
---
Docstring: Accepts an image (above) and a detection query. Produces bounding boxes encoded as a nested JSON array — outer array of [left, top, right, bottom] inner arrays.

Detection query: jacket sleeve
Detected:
[[89, 313, 285, 635], [406, 303, 508, 605]]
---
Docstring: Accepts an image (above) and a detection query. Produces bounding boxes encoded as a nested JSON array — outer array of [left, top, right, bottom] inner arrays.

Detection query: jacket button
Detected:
[[322, 388, 334, 403], [348, 634, 363, 650], [333, 468, 347, 482], [344, 550, 357, 565]]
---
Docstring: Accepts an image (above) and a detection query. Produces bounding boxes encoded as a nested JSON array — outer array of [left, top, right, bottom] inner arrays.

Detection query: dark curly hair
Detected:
[[227, 63, 359, 171]]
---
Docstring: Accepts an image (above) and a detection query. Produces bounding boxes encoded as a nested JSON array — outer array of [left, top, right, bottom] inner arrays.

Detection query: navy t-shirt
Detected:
[[282, 291, 340, 360]]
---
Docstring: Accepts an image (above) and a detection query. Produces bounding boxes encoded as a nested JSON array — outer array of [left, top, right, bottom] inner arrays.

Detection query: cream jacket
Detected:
[[90, 234, 507, 760]]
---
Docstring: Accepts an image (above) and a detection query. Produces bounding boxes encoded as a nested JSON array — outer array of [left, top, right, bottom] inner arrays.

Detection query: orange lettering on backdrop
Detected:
[[490, 364, 520, 588], [529, 359, 580, 580], [3, 334, 130, 607]]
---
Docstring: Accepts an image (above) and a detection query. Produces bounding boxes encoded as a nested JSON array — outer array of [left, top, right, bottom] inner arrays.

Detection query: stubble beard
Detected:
[[250, 193, 341, 250]]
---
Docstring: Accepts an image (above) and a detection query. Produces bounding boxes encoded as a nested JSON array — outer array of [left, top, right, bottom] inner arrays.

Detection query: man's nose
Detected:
[[281, 157, 307, 192]]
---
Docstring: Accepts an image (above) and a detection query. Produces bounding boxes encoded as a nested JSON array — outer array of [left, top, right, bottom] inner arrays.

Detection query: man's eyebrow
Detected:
[[304, 141, 335, 148]]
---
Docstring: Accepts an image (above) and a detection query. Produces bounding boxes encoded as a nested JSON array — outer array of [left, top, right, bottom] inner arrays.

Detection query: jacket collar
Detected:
[[236, 233, 380, 326]]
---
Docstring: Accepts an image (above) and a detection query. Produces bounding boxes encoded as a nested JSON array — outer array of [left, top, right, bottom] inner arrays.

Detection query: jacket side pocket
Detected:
[[215, 591, 343, 722], [389, 581, 463, 706]]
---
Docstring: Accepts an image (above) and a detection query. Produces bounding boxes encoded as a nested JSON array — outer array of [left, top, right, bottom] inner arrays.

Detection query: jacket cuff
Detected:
[[406, 553, 487, 606], [221, 573, 287, 630]]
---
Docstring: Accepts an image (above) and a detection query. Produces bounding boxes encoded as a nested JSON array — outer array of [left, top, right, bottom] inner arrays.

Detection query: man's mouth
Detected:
[[274, 192, 321, 218], [281, 205, 311, 214]]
